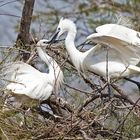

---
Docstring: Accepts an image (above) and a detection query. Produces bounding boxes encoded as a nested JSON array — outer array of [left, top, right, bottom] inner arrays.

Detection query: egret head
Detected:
[[49, 18, 76, 43], [36, 39, 49, 47]]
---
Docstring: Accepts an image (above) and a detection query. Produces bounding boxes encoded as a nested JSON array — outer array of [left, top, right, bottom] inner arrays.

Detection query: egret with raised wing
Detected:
[[49, 18, 140, 81]]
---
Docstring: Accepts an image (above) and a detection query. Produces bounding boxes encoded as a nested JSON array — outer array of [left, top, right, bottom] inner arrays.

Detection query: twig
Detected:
[[113, 97, 140, 134], [79, 130, 92, 140], [0, 0, 17, 8], [111, 83, 137, 106], [41, 95, 74, 113], [80, 72, 100, 91], [77, 83, 107, 113], [100, 77, 137, 107], [0, 127, 10, 140], [64, 82, 92, 95], [77, 89, 139, 114]]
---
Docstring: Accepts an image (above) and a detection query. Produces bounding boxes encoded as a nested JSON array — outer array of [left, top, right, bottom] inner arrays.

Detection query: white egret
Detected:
[[2, 39, 63, 107], [49, 18, 140, 80]]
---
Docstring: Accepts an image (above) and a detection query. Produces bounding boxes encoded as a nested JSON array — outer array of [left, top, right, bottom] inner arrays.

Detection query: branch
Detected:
[[77, 91, 139, 113], [113, 97, 140, 134], [41, 95, 74, 114]]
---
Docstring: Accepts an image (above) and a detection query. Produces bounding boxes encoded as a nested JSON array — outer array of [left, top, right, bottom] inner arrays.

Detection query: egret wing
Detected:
[[1, 61, 53, 100], [2, 61, 41, 76], [96, 24, 140, 47], [87, 31, 140, 65], [6, 74, 53, 100], [96, 24, 140, 64], [6, 71, 52, 100], [1, 61, 41, 84]]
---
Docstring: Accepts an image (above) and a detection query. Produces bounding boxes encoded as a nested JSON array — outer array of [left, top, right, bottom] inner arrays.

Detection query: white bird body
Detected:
[[2, 40, 63, 103], [51, 18, 140, 78]]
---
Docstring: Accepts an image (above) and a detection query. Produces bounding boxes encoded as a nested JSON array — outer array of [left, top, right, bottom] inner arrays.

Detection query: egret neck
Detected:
[[36, 47, 61, 84], [65, 31, 83, 72]]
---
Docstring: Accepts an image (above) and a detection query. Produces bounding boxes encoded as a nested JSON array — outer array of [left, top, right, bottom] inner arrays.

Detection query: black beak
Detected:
[[47, 30, 60, 44]]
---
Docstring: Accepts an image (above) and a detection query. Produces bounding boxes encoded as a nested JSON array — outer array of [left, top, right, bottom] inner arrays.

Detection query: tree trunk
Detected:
[[16, 0, 35, 61]]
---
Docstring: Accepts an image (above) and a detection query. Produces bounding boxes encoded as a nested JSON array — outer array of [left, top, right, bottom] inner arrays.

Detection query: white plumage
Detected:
[[87, 24, 140, 66], [50, 18, 140, 78], [2, 40, 63, 103]]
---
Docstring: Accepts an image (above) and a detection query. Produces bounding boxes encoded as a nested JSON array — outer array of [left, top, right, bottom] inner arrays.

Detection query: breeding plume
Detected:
[[2, 40, 63, 106], [49, 18, 140, 80]]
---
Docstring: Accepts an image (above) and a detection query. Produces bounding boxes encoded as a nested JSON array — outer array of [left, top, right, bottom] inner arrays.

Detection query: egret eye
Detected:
[[43, 41, 48, 44], [57, 27, 61, 31]]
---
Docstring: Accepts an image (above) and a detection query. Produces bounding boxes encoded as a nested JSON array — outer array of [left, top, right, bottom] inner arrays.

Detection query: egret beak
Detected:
[[47, 30, 60, 44]]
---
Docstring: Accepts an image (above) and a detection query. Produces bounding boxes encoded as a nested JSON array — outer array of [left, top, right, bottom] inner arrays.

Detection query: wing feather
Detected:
[[1, 61, 52, 100], [87, 24, 140, 65]]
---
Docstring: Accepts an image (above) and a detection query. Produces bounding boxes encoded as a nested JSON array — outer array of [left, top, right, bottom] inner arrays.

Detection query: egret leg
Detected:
[[105, 46, 114, 98]]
